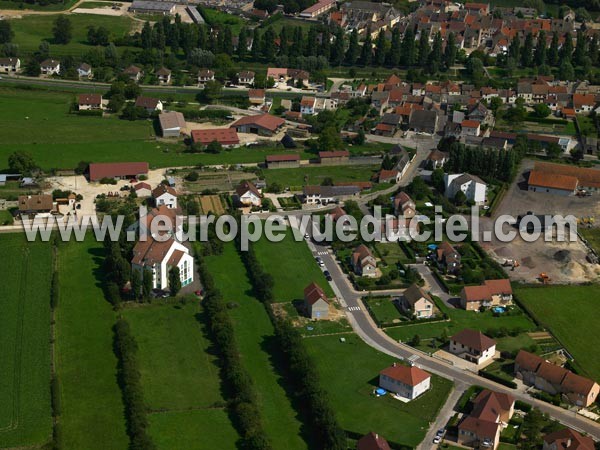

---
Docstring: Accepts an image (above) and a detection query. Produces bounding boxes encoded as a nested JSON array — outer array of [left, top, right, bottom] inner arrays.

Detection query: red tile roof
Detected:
[[462, 279, 512, 303], [79, 93, 102, 105], [318, 150, 349, 158], [533, 161, 600, 189], [266, 154, 300, 162], [191, 128, 240, 146], [380, 364, 430, 387], [357, 432, 392, 450], [89, 162, 149, 181], [528, 170, 579, 192], [304, 282, 328, 305], [543, 428, 595, 450], [231, 114, 285, 132]]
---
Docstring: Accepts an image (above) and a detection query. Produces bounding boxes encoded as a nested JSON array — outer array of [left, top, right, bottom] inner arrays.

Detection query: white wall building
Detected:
[[379, 364, 431, 400], [131, 237, 193, 290], [445, 173, 487, 205]]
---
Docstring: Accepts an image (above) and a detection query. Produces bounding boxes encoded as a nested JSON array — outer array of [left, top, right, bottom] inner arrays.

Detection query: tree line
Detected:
[[195, 247, 273, 450], [235, 225, 347, 450]]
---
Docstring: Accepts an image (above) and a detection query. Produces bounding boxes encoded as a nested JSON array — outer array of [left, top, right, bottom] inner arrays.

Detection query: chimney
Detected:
[[392, 362, 396, 367]]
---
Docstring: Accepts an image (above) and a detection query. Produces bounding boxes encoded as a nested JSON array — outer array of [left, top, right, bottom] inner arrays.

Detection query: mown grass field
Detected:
[[304, 333, 453, 447], [262, 164, 379, 189], [0, 234, 52, 448], [515, 285, 600, 381], [253, 230, 334, 302], [9, 13, 135, 55], [205, 243, 310, 450], [0, 0, 77, 11], [55, 237, 128, 450], [124, 302, 240, 449], [0, 87, 309, 170]]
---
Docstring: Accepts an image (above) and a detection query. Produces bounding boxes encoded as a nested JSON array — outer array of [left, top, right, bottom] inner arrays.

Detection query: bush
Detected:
[[478, 370, 517, 389], [185, 171, 199, 182], [99, 177, 117, 185], [515, 400, 532, 412]]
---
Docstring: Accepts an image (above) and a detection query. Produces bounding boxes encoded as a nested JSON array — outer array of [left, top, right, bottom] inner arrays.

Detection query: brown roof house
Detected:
[[40, 59, 60, 76], [436, 241, 461, 274], [514, 351, 600, 407], [156, 67, 171, 85], [78, 94, 103, 111], [543, 428, 595, 450], [197, 69, 215, 84], [133, 182, 152, 198], [234, 180, 262, 207], [318, 150, 350, 165], [248, 89, 266, 105], [18, 194, 55, 218], [393, 191, 416, 218], [460, 279, 513, 311], [379, 363, 431, 400], [357, 432, 391, 450], [135, 96, 163, 112], [152, 184, 178, 209], [159, 111, 186, 138], [351, 244, 377, 277], [303, 282, 329, 320], [449, 329, 497, 365], [401, 284, 435, 319], [131, 236, 193, 290], [88, 162, 149, 181], [458, 389, 515, 450], [265, 154, 300, 169], [123, 65, 143, 82]]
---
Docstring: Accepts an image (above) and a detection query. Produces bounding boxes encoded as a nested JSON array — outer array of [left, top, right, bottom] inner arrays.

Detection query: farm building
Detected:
[[88, 162, 149, 181], [159, 111, 186, 138], [318, 150, 349, 165], [191, 128, 240, 147], [265, 154, 300, 169], [230, 114, 285, 136], [130, 0, 175, 15]]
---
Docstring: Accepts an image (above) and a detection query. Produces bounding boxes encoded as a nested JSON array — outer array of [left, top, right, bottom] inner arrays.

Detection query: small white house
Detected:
[[0, 57, 21, 73], [77, 63, 93, 79], [449, 329, 496, 365], [40, 59, 60, 76], [131, 236, 194, 290], [134, 182, 152, 198], [445, 173, 487, 205], [300, 96, 317, 115], [379, 363, 431, 400], [152, 184, 178, 209], [235, 180, 261, 207]]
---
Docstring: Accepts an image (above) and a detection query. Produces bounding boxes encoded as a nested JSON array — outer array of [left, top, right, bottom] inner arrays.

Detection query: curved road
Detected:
[[307, 237, 600, 441]]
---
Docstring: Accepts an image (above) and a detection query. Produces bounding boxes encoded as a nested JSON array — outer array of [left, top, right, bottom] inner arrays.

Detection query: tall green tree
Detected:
[[142, 269, 153, 301], [0, 21, 14, 44], [444, 32, 457, 69], [573, 29, 586, 66], [521, 32, 534, 67], [345, 29, 360, 65], [52, 16, 72, 44], [359, 30, 372, 66], [141, 21, 152, 50], [508, 34, 520, 62], [388, 27, 401, 67], [262, 27, 276, 61], [534, 30, 546, 66], [237, 27, 248, 60], [401, 29, 416, 66], [560, 32, 573, 63], [417, 31, 430, 66], [251, 27, 261, 60], [427, 31, 443, 73], [168, 267, 181, 295], [374, 31, 387, 66], [331, 28, 345, 66]]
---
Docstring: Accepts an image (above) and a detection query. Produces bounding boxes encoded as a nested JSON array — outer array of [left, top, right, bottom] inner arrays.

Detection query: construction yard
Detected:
[[481, 160, 600, 284]]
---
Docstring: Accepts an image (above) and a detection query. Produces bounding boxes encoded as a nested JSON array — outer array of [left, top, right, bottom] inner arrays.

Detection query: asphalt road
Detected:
[[303, 233, 600, 441]]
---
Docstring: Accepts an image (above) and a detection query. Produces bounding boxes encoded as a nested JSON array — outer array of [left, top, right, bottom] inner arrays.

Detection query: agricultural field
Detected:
[[184, 171, 259, 193], [0, 234, 52, 448], [123, 302, 239, 449], [0, 88, 310, 170], [9, 13, 135, 55], [55, 237, 128, 450], [515, 285, 600, 381], [253, 230, 335, 302], [304, 333, 454, 448], [0, 0, 78, 10], [198, 194, 226, 214], [262, 164, 380, 189], [204, 243, 310, 450]]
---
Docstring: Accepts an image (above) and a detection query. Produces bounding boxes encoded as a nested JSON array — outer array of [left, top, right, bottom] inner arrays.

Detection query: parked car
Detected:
[[433, 436, 441, 444]]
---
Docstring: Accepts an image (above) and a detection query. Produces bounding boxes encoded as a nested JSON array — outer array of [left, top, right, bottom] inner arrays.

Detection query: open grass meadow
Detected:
[[9, 13, 136, 56], [55, 237, 128, 450], [205, 243, 310, 450], [123, 302, 240, 449], [304, 333, 453, 447], [253, 230, 334, 302], [515, 285, 600, 381], [0, 87, 306, 170], [0, 0, 78, 11], [0, 234, 52, 448]]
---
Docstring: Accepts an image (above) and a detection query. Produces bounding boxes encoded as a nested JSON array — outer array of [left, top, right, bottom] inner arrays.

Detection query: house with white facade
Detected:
[[379, 363, 431, 400], [77, 63, 93, 79], [131, 236, 193, 290], [449, 329, 497, 365], [0, 57, 20, 73], [235, 180, 261, 207], [445, 173, 487, 205], [300, 96, 317, 115], [152, 184, 178, 209], [401, 284, 435, 319], [40, 59, 60, 76]]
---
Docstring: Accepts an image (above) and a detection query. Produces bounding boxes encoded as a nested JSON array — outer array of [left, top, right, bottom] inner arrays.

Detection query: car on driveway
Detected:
[[433, 436, 441, 444]]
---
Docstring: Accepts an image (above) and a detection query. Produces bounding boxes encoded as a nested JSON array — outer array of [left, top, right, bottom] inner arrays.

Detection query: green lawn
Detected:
[[76, 1, 117, 8], [198, 7, 246, 34], [515, 285, 600, 381], [0, 87, 310, 170], [304, 333, 454, 447], [205, 243, 309, 450], [0, 234, 52, 448], [364, 296, 404, 325], [0, 209, 14, 225], [385, 306, 536, 354], [148, 409, 239, 450], [0, 0, 78, 10], [9, 13, 135, 55], [55, 237, 128, 450], [124, 302, 240, 448], [253, 230, 334, 302], [262, 164, 380, 189]]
